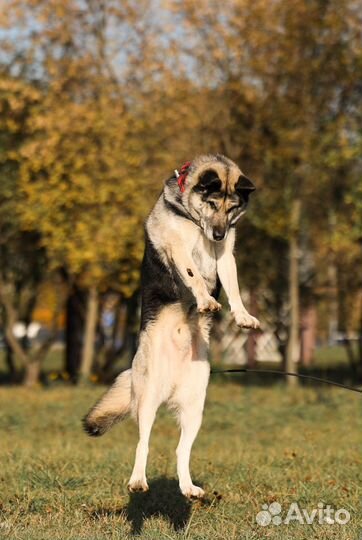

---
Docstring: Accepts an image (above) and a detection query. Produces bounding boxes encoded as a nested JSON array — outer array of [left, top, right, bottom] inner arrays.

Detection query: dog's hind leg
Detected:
[[127, 327, 167, 493], [173, 317, 211, 498], [176, 395, 207, 498], [127, 388, 161, 492]]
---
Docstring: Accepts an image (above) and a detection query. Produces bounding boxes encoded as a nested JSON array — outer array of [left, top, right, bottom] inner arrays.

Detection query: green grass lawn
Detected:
[[0, 378, 361, 540]]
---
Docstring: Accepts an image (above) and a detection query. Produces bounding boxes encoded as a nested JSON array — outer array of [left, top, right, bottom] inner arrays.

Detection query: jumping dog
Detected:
[[83, 154, 260, 498]]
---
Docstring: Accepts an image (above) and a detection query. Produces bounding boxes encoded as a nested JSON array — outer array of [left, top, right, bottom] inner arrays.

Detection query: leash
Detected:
[[210, 367, 362, 394]]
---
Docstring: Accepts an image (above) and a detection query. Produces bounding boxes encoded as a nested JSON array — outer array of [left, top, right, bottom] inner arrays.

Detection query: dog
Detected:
[[83, 154, 260, 498]]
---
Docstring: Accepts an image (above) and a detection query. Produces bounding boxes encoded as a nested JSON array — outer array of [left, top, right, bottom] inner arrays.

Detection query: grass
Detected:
[[0, 377, 361, 540]]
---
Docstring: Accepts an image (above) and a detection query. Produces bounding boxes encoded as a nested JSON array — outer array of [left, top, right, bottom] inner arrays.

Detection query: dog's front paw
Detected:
[[233, 310, 260, 329], [197, 296, 221, 313], [180, 483, 205, 499]]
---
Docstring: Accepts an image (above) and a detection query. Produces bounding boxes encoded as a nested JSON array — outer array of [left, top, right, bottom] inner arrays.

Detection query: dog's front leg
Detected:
[[216, 231, 260, 329], [169, 244, 221, 313]]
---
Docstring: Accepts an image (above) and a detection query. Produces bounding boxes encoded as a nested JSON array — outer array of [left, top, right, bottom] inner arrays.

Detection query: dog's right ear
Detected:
[[235, 175, 256, 203], [194, 169, 221, 193]]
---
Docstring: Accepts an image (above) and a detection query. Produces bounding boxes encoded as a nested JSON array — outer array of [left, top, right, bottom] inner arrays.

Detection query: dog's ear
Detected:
[[235, 175, 256, 202], [195, 169, 222, 193]]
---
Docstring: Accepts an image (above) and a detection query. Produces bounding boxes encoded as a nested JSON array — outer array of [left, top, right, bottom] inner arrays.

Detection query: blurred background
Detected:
[[0, 0, 361, 388]]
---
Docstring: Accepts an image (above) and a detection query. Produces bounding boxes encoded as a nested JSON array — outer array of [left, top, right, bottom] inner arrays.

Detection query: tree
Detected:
[[1, 0, 361, 384], [171, 0, 362, 382], [0, 74, 63, 385], [0, 0, 215, 381]]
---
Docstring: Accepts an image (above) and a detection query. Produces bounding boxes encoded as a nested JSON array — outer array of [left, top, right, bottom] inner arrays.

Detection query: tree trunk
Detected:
[[4, 323, 38, 385], [23, 359, 41, 387], [286, 199, 301, 387], [79, 286, 99, 381], [358, 291, 362, 383], [4, 338, 16, 378], [126, 290, 140, 365], [300, 305, 317, 366], [4, 316, 29, 367], [65, 285, 86, 381], [247, 290, 258, 368], [101, 296, 123, 376], [1, 275, 65, 386], [327, 224, 338, 345]]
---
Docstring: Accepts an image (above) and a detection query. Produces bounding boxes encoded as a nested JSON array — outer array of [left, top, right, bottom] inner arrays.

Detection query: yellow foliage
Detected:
[[1, 0, 361, 304], [19, 89, 150, 294]]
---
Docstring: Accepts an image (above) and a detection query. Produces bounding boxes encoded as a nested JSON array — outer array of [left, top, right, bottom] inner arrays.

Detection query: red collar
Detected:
[[176, 161, 192, 193]]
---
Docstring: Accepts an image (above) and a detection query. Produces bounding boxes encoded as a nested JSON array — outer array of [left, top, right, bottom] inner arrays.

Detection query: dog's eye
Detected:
[[227, 205, 239, 213], [208, 201, 217, 210]]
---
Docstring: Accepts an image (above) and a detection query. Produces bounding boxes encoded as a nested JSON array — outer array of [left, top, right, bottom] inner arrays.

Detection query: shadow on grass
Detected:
[[92, 478, 195, 536], [126, 478, 192, 535]]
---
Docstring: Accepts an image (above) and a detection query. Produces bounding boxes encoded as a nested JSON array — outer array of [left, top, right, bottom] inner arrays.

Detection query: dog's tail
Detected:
[[83, 369, 132, 437]]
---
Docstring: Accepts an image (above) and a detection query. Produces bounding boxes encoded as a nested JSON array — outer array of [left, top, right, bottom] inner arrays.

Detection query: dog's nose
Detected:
[[213, 228, 225, 241]]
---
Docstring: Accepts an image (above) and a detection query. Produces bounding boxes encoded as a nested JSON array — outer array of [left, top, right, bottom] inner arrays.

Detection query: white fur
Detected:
[[216, 229, 260, 329]]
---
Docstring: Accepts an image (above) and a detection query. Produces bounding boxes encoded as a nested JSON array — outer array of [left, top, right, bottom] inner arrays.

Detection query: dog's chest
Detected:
[[192, 238, 217, 292]]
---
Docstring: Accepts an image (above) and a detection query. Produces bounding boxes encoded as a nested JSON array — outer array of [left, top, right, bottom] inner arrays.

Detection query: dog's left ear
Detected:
[[235, 175, 256, 201]]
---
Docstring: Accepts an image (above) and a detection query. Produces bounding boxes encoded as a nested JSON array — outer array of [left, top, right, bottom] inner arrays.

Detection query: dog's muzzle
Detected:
[[212, 227, 226, 241]]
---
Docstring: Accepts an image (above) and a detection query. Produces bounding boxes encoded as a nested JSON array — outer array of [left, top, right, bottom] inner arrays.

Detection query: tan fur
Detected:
[[177, 155, 248, 242], [183, 154, 243, 191]]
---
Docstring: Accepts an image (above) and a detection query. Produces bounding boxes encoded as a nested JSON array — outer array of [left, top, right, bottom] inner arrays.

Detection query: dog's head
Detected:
[[183, 155, 256, 242]]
